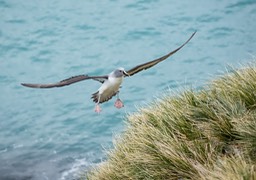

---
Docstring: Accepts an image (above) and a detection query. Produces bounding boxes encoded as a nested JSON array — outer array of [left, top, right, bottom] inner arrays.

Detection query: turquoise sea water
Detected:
[[1, 0, 256, 179]]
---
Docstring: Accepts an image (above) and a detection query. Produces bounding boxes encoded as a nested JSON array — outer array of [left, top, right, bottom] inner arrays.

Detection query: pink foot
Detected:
[[114, 98, 124, 109], [95, 104, 102, 113]]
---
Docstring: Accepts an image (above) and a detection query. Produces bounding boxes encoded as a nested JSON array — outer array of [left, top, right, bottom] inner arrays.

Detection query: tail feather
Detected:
[[91, 91, 119, 104], [91, 91, 99, 103]]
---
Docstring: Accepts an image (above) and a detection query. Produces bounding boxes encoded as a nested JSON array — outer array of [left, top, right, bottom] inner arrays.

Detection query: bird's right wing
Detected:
[[21, 75, 108, 88]]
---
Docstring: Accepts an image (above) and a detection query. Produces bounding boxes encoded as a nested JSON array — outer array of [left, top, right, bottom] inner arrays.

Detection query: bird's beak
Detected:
[[123, 70, 130, 76]]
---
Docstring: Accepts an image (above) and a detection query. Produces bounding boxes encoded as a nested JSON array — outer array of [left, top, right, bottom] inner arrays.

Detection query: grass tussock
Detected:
[[86, 64, 256, 180]]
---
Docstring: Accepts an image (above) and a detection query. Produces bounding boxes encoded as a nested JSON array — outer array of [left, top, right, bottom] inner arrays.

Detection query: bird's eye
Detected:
[[119, 70, 122, 72]]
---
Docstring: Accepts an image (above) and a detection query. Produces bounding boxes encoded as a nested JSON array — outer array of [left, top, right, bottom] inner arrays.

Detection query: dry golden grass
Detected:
[[85, 64, 256, 180]]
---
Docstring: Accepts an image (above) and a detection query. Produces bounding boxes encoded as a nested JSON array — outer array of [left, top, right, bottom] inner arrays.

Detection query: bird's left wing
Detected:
[[125, 31, 196, 77], [21, 75, 108, 88]]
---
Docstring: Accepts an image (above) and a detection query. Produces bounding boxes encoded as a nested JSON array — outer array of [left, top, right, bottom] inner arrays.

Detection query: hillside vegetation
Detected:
[[86, 64, 256, 180]]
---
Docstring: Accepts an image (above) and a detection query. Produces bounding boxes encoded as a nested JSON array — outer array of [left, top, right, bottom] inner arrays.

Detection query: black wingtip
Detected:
[[186, 30, 197, 43], [192, 30, 197, 37], [21, 83, 31, 88], [21, 83, 39, 88]]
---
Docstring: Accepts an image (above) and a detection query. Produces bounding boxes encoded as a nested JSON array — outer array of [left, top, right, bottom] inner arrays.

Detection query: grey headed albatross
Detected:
[[21, 31, 196, 113]]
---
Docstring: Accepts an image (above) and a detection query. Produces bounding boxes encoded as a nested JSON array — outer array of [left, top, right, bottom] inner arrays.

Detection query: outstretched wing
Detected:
[[21, 75, 108, 88], [125, 31, 196, 77]]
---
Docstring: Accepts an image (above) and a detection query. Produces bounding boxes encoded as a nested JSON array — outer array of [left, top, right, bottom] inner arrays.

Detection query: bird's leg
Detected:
[[95, 95, 102, 113], [114, 92, 124, 109]]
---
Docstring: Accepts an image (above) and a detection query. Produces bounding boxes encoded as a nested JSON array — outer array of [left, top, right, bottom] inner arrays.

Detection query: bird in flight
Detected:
[[21, 31, 196, 113]]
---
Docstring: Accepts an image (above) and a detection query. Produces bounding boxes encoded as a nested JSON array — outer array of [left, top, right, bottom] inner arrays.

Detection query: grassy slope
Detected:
[[86, 65, 256, 180]]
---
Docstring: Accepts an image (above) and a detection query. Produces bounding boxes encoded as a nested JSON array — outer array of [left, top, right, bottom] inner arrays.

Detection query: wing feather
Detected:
[[125, 31, 196, 77], [21, 75, 108, 88]]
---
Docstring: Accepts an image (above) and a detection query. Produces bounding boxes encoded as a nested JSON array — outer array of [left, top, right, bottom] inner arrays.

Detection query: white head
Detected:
[[110, 67, 129, 78]]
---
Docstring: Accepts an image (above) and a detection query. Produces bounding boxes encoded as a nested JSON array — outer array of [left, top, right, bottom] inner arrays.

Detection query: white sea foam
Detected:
[[12, 143, 24, 149], [0, 148, 7, 154], [60, 158, 93, 180]]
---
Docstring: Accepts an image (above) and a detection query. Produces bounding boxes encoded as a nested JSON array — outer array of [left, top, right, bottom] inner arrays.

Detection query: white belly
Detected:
[[98, 76, 123, 95]]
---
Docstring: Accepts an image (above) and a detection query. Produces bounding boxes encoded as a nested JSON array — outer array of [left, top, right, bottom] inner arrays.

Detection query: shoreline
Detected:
[[85, 62, 256, 179]]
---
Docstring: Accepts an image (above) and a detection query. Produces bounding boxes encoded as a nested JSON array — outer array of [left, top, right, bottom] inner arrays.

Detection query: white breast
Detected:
[[98, 76, 123, 95]]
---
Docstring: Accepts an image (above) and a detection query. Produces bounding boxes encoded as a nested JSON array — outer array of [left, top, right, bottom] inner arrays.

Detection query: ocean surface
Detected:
[[1, 0, 256, 179]]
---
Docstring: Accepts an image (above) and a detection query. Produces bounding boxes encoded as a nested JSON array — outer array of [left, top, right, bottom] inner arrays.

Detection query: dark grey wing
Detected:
[[21, 75, 108, 88], [125, 31, 196, 77]]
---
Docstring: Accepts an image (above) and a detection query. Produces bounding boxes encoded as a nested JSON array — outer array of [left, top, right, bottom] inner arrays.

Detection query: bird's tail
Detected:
[[91, 91, 99, 103]]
